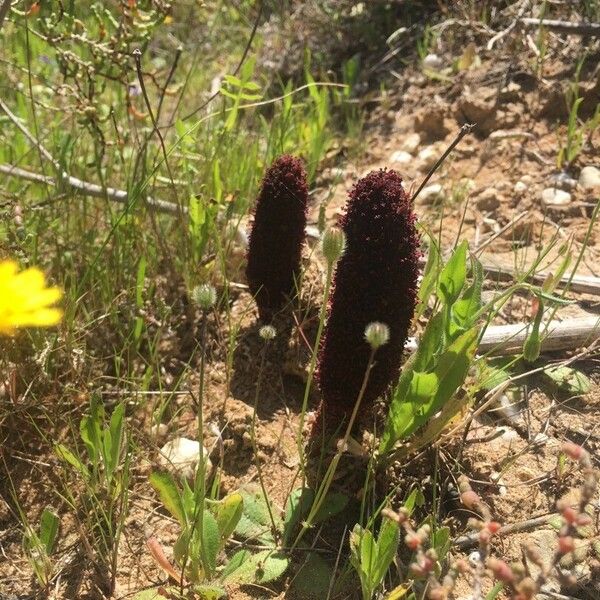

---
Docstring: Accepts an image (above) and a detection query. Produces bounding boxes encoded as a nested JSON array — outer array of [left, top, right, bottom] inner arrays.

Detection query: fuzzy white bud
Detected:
[[364, 321, 390, 350], [259, 325, 276, 341], [191, 284, 217, 310]]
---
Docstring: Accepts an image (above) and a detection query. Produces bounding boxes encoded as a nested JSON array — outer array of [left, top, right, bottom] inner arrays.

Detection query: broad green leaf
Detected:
[[194, 584, 227, 600], [452, 256, 483, 330], [412, 312, 444, 373], [543, 365, 591, 395], [149, 472, 186, 526], [282, 488, 314, 545], [55, 444, 89, 480], [80, 394, 103, 464], [314, 492, 348, 524], [235, 486, 281, 544], [432, 527, 451, 561], [198, 511, 220, 578], [386, 585, 409, 600], [372, 517, 400, 586], [106, 403, 125, 479], [408, 371, 439, 403], [39, 508, 60, 555], [212, 492, 243, 549], [220, 549, 250, 580], [131, 588, 171, 600], [438, 241, 468, 305], [292, 552, 332, 600], [222, 550, 289, 584]]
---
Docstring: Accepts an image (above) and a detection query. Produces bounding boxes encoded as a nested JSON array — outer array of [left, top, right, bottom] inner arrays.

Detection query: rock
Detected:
[[541, 187, 572, 208], [476, 188, 500, 211], [158, 437, 212, 479], [418, 184, 444, 204], [549, 172, 578, 190], [514, 181, 528, 194], [422, 53, 443, 70], [418, 145, 439, 170], [401, 132, 421, 154], [579, 166, 600, 190], [389, 150, 412, 165], [151, 423, 168, 439]]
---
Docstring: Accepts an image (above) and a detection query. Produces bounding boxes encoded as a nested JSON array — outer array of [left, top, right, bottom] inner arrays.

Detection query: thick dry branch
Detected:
[[478, 316, 600, 356], [520, 17, 600, 36], [483, 262, 600, 296], [0, 163, 182, 215]]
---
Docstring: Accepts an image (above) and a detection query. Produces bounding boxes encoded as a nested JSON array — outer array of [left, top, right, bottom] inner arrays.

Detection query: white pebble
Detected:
[[418, 184, 444, 203], [579, 166, 600, 190], [389, 150, 412, 165], [541, 187, 571, 207], [418, 146, 438, 170], [422, 53, 443, 70], [514, 181, 528, 193], [159, 437, 212, 480]]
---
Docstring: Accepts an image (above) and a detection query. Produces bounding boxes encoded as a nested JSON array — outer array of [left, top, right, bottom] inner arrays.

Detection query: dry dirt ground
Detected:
[[2, 15, 600, 600]]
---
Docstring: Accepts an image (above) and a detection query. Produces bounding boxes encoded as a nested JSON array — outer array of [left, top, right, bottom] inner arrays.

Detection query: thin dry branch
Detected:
[[519, 17, 600, 36], [0, 163, 181, 215]]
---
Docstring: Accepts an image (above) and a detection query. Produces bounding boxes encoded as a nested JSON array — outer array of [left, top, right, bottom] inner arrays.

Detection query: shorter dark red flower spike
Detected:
[[246, 155, 309, 322], [316, 169, 420, 431]]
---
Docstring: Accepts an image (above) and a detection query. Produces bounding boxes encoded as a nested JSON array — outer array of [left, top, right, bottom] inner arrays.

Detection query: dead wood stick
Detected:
[[520, 18, 600, 36], [482, 262, 600, 296], [0, 0, 11, 34], [453, 513, 554, 549], [478, 316, 600, 356], [0, 163, 181, 215]]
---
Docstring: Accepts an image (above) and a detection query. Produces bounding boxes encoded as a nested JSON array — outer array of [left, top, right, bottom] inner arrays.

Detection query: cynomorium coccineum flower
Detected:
[[246, 155, 308, 322], [316, 169, 420, 430]]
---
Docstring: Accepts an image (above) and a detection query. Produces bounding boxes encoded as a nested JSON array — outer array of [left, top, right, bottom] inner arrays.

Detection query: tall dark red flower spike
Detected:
[[317, 169, 420, 430], [246, 155, 309, 322]]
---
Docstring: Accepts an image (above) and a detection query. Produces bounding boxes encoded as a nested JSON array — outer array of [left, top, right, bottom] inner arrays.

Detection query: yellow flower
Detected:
[[0, 260, 63, 335]]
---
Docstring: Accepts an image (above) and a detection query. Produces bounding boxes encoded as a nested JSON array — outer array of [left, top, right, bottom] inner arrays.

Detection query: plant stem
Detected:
[[293, 348, 377, 549], [296, 262, 334, 481], [251, 338, 280, 541]]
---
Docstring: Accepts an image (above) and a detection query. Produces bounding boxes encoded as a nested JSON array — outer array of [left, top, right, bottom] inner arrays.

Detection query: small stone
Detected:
[[476, 188, 500, 211], [422, 53, 443, 70], [541, 187, 572, 208], [401, 132, 421, 154], [579, 166, 600, 190], [418, 146, 439, 170], [151, 423, 168, 438], [514, 181, 528, 193], [158, 437, 212, 480], [418, 184, 444, 203], [549, 172, 578, 190], [390, 150, 412, 165]]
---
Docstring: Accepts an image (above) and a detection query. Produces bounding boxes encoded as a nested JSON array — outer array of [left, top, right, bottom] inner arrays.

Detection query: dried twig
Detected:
[[0, 0, 11, 33], [0, 163, 180, 215], [519, 17, 600, 36]]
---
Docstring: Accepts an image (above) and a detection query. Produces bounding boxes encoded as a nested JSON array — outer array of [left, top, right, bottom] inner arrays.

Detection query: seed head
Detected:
[[191, 284, 217, 310], [364, 321, 390, 350], [259, 325, 277, 341]]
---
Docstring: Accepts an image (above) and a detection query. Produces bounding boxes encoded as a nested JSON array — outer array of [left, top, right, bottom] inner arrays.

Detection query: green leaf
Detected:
[[292, 552, 332, 600], [39, 508, 60, 555], [80, 394, 103, 465], [432, 527, 451, 561], [198, 511, 220, 578], [194, 584, 227, 600], [408, 371, 439, 403], [106, 402, 125, 479], [131, 588, 171, 600], [438, 241, 468, 305], [55, 444, 89, 480], [149, 472, 186, 526], [485, 582, 504, 600], [212, 492, 243, 549], [543, 365, 591, 395], [282, 488, 314, 545], [452, 256, 483, 329], [372, 517, 400, 586], [523, 300, 543, 363], [412, 312, 444, 372], [314, 492, 348, 524], [235, 486, 281, 544], [220, 549, 250, 581], [416, 238, 442, 318], [222, 550, 289, 584]]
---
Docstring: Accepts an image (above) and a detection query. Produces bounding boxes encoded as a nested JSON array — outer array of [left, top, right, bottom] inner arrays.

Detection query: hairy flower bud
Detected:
[[320, 227, 346, 265], [259, 324, 277, 341], [316, 169, 420, 429], [246, 155, 308, 322], [364, 322, 390, 350], [191, 284, 217, 310]]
